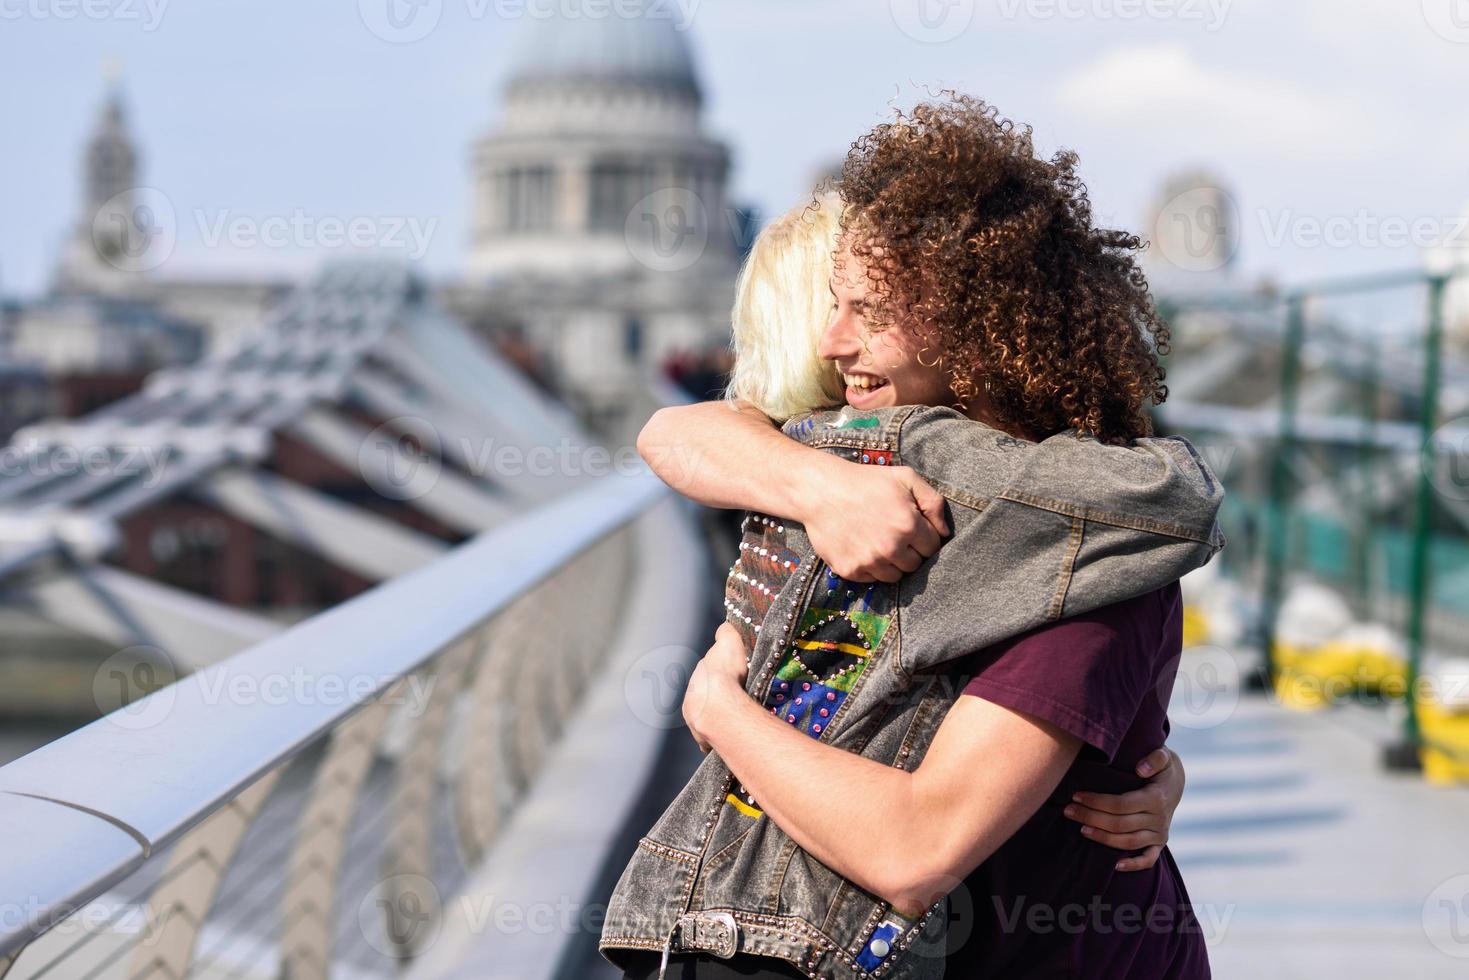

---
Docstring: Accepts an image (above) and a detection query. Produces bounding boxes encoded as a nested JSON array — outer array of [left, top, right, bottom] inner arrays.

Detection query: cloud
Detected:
[[1055, 42, 1373, 160]]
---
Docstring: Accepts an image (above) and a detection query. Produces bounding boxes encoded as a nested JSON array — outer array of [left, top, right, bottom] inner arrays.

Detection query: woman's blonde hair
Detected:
[[724, 192, 846, 421]]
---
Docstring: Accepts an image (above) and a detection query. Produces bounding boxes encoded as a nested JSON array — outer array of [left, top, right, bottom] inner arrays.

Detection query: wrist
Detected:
[[704, 677, 757, 748], [779, 450, 849, 524]]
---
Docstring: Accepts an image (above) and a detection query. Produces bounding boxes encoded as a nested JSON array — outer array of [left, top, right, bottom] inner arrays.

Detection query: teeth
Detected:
[[843, 374, 887, 390]]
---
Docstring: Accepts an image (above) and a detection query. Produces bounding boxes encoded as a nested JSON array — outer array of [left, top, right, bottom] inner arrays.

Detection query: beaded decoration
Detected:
[[721, 435, 899, 819], [726, 567, 894, 818], [723, 513, 800, 652]]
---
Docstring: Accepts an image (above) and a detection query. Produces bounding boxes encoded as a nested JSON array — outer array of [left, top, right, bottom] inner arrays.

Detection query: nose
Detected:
[[819, 309, 862, 365]]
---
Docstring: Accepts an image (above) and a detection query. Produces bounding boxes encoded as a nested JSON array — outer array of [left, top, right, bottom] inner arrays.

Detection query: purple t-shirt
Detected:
[[945, 581, 1211, 979]]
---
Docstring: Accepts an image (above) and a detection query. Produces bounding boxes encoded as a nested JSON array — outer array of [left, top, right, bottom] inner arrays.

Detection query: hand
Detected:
[[1063, 746, 1183, 872], [797, 460, 950, 583], [683, 623, 751, 754]]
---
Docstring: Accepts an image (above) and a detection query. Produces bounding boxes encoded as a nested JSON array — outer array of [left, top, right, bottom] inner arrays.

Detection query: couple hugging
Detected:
[[602, 94, 1223, 980]]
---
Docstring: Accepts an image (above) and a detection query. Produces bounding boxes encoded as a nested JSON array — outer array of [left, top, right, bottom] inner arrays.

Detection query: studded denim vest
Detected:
[[600, 405, 1225, 979]]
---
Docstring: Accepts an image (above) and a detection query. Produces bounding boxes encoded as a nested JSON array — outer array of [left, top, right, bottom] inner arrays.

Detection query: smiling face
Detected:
[[818, 242, 956, 411]]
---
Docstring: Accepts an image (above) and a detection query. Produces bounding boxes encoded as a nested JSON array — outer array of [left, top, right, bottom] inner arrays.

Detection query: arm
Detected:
[[638, 400, 950, 581], [685, 623, 1081, 917], [637, 399, 835, 515]]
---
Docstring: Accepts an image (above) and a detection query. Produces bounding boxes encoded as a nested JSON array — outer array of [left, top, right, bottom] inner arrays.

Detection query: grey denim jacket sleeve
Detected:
[[599, 404, 1225, 980]]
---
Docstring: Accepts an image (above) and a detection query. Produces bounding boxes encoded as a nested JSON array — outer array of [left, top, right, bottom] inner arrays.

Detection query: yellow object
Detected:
[[1356, 648, 1409, 697], [1181, 605, 1209, 648], [1270, 641, 1360, 712], [1419, 701, 1469, 786]]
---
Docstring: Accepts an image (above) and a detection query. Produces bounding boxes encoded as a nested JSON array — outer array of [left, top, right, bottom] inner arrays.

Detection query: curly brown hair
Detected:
[[836, 93, 1169, 444]]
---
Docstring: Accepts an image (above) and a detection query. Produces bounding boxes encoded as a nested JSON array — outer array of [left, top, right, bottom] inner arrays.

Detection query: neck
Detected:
[[956, 393, 1037, 442]]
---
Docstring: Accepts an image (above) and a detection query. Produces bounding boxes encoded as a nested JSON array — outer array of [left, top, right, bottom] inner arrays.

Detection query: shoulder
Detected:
[[893, 406, 1036, 503], [991, 582, 1180, 660], [779, 405, 915, 446]]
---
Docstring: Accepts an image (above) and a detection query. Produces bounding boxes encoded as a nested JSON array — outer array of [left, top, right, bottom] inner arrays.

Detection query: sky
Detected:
[[2, 0, 1468, 299]]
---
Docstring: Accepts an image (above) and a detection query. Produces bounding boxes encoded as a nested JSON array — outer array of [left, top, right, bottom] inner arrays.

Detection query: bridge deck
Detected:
[[1170, 671, 1469, 977]]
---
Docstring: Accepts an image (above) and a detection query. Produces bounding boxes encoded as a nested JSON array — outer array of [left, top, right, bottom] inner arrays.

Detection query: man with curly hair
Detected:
[[613, 95, 1215, 979]]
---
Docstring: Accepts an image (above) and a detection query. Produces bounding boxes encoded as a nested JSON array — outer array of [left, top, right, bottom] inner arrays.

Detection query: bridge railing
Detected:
[[0, 464, 676, 980], [1157, 265, 1469, 775]]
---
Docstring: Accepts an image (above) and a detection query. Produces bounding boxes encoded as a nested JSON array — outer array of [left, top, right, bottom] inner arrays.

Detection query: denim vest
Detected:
[[600, 405, 1225, 979]]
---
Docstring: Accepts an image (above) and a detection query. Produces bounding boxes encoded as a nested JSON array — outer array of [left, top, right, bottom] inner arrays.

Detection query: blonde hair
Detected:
[[724, 193, 846, 421]]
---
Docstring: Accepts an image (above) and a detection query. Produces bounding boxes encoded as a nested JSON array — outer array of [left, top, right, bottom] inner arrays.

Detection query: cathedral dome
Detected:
[[504, 2, 701, 99]]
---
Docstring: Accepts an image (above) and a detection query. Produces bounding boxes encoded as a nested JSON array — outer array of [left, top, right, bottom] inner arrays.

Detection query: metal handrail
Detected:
[[0, 466, 668, 961]]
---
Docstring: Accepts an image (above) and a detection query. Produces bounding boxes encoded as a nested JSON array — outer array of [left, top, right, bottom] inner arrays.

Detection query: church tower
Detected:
[[57, 73, 144, 295]]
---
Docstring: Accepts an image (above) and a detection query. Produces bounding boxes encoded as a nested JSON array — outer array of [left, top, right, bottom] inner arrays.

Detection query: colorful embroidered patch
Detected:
[[726, 566, 896, 818], [784, 416, 816, 438], [826, 415, 880, 430], [725, 791, 762, 818]]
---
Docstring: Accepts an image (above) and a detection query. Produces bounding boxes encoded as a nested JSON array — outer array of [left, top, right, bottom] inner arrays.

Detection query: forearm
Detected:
[[637, 400, 842, 518], [705, 691, 928, 911], [703, 684, 1078, 916]]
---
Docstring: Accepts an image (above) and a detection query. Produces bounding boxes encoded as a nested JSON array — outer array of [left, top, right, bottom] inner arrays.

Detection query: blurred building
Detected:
[[1143, 170, 1241, 299], [23, 7, 741, 424], [48, 86, 288, 349], [439, 5, 741, 416], [0, 8, 745, 713], [0, 86, 287, 442]]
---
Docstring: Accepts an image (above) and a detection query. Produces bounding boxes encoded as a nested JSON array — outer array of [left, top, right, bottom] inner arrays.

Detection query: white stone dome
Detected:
[[505, 2, 701, 99]]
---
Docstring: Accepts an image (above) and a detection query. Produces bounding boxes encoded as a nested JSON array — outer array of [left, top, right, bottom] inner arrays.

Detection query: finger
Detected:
[[1070, 788, 1156, 816], [1137, 746, 1173, 779], [906, 476, 950, 537], [1079, 826, 1162, 850], [1114, 845, 1163, 873], [888, 544, 923, 574], [905, 514, 943, 558], [862, 559, 903, 584], [1064, 805, 1153, 835]]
